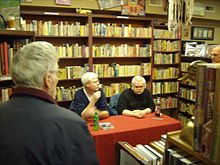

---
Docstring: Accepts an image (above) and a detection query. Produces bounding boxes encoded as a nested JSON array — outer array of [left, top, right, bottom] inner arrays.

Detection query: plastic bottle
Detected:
[[155, 98, 161, 117], [93, 112, 99, 131]]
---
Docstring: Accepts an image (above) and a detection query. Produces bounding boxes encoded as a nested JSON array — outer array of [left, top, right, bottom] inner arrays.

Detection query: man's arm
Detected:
[[96, 89, 110, 119], [69, 90, 99, 120]]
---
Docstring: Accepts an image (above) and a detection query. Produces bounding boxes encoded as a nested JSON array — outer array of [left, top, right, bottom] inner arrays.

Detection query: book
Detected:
[[116, 142, 149, 165], [180, 156, 201, 165], [150, 141, 165, 154], [136, 144, 158, 165], [144, 145, 163, 164]]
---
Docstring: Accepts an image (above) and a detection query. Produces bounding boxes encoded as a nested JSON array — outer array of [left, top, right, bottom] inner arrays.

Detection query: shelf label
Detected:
[[44, 12, 60, 15]]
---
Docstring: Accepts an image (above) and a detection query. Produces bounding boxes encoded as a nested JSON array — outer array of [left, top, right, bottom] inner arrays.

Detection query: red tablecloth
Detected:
[[88, 113, 181, 165]]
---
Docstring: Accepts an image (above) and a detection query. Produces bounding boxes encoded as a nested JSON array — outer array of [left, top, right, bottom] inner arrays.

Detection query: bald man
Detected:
[[211, 45, 220, 63]]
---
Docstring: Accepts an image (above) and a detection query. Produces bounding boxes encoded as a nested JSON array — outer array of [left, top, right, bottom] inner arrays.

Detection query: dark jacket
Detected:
[[0, 87, 99, 165]]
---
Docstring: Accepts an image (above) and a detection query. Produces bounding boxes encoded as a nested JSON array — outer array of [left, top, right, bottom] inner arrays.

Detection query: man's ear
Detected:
[[44, 72, 53, 88]]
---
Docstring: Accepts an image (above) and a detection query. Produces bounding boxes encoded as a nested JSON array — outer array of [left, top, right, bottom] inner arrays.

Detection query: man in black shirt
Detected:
[[117, 76, 155, 118]]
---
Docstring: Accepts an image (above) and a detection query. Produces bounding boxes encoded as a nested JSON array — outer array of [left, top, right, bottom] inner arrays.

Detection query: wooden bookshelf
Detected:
[[151, 25, 181, 118], [166, 130, 217, 165], [179, 55, 212, 123], [20, 6, 153, 108]]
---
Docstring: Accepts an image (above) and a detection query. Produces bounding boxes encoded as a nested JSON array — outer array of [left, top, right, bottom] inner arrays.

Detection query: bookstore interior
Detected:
[[0, 0, 220, 165]]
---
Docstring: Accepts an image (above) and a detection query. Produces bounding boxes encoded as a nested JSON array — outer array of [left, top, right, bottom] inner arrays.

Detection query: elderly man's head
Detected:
[[131, 76, 146, 95], [81, 72, 100, 92], [211, 45, 220, 63]]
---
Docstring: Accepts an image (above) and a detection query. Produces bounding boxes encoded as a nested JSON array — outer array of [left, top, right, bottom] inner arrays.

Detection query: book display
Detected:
[[20, 6, 152, 108], [166, 64, 220, 165], [0, 30, 34, 103], [152, 24, 181, 117], [178, 42, 212, 126], [166, 130, 217, 165]]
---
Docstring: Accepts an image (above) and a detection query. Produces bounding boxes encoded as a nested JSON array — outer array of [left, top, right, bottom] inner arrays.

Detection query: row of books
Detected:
[[153, 97, 178, 110], [179, 87, 196, 102], [58, 66, 87, 80], [154, 40, 180, 52], [117, 134, 166, 165], [165, 147, 205, 165], [56, 86, 78, 102], [92, 23, 152, 38], [22, 20, 89, 36], [58, 63, 151, 80], [152, 82, 179, 95], [193, 64, 220, 164], [93, 63, 151, 78], [154, 53, 180, 64], [93, 44, 151, 57], [56, 44, 89, 58], [153, 29, 180, 39], [179, 101, 195, 116], [21, 20, 152, 38], [102, 83, 130, 97], [0, 40, 30, 76], [152, 67, 179, 79]]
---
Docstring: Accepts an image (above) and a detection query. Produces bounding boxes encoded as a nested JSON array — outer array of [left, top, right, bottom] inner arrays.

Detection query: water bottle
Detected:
[[93, 112, 99, 131], [155, 98, 161, 117]]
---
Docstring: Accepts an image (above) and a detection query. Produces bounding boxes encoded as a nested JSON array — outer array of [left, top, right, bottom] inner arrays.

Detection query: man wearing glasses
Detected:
[[117, 76, 155, 118], [69, 72, 109, 120], [211, 45, 220, 63]]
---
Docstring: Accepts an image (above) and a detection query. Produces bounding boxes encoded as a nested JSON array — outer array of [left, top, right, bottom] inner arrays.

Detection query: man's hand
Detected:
[[91, 91, 101, 103], [133, 110, 146, 118]]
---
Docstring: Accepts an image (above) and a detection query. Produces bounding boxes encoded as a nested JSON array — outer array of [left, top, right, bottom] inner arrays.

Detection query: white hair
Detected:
[[131, 76, 146, 86], [11, 41, 58, 88], [81, 72, 98, 86]]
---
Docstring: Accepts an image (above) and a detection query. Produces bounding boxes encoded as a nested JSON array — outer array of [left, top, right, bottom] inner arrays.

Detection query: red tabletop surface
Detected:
[[88, 113, 181, 165]]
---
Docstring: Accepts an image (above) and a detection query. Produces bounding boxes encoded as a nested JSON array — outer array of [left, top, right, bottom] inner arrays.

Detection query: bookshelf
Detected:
[[152, 25, 181, 117], [179, 55, 212, 125], [20, 6, 153, 108], [166, 130, 217, 165], [0, 30, 35, 103]]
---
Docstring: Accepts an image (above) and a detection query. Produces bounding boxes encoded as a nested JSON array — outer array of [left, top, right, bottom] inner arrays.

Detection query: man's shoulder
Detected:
[[52, 106, 85, 123]]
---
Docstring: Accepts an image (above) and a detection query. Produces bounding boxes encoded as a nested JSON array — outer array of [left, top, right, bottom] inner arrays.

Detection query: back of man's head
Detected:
[[11, 41, 58, 88]]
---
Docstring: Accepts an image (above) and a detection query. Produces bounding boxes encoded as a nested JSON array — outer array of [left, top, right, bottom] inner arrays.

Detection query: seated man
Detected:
[[117, 76, 155, 118], [69, 72, 109, 120]]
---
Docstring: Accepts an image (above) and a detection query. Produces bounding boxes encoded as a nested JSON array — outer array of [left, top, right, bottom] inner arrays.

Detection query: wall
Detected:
[[21, 0, 220, 44]]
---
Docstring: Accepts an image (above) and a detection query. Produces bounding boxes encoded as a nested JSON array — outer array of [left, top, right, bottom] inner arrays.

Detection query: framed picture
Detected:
[[56, 0, 71, 6], [121, 0, 145, 16], [149, 0, 162, 6], [191, 26, 214, 40], [97, 0, 124, 10]]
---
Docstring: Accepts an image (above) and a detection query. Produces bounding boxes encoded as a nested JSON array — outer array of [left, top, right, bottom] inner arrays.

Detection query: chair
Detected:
[[109, 93, 120, 115]]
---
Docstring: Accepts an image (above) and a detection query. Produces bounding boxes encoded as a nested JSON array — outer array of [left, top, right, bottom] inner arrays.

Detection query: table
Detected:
[[88, 113, 181, 165]]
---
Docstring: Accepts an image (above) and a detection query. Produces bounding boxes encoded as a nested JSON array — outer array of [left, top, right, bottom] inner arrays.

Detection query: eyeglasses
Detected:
[[91, 79, 100, 84]]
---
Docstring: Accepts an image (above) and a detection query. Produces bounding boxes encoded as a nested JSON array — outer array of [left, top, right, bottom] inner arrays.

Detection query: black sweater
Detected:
[[117, 88, 155, 115]]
